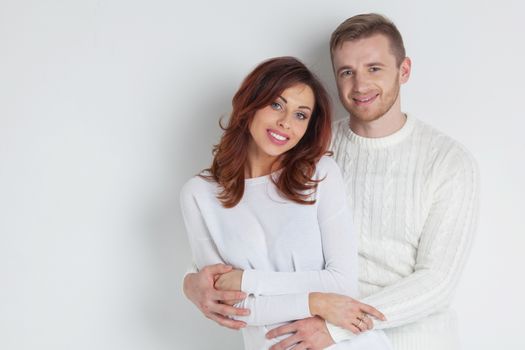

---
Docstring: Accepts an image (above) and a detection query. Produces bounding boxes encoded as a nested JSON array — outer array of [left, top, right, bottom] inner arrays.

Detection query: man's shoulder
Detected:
[[414, 118, 478, 173]]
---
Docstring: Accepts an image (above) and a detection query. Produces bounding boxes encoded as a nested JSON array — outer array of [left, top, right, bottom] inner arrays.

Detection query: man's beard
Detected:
[[346, 82, 400, 122]]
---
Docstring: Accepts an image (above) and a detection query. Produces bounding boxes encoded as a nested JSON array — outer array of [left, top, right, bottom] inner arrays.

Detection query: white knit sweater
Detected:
[[327, 114, 480, 350]]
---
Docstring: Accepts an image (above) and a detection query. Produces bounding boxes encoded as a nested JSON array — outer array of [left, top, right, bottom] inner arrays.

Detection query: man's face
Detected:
[[332, 34, 410, 122]]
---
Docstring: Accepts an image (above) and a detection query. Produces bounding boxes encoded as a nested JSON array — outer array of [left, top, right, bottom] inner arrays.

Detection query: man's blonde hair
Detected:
[[330, 13, 406, 66]]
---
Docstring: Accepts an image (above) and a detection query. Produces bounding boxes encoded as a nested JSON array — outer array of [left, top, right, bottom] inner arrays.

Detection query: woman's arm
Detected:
[[211, 159, 384, 328], [219, 158, 359, 297], [180, 178, 335, 326]]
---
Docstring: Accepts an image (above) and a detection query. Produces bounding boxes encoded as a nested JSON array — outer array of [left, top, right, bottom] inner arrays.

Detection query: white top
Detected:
[[181, 157, 363, 349], [327, 115, 480, 350]]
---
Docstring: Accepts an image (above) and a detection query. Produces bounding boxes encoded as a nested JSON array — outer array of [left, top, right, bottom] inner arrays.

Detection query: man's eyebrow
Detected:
[[367, 62, 386, 67]]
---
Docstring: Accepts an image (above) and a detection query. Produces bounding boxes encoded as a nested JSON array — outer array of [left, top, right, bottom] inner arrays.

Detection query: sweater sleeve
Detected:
[[180, 180, 224, 268], [327, 149, 480, 342], [241, 157, 359, 298], [180, 177, 337, 326]]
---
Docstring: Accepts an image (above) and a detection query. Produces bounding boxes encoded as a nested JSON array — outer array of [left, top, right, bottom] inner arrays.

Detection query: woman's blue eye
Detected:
[[296, 113, 307, 120], [271, 102, 282, 110]]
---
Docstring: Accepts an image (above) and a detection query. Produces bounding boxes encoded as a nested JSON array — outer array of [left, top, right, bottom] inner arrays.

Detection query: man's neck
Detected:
[[349, 111, 407, 138]]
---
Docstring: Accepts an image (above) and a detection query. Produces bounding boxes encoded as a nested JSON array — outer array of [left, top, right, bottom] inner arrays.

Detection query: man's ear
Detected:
[[399, 57, 412, 84]]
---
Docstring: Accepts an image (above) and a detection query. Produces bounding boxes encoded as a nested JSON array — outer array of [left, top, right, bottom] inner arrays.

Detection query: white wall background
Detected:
[[1, 0, 524, 349]]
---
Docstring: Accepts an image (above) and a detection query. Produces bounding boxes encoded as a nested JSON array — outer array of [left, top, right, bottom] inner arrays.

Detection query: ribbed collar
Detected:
[[345, 114, 415, 149], [244, 174, 271, 186], [244, 168, 283, 186]]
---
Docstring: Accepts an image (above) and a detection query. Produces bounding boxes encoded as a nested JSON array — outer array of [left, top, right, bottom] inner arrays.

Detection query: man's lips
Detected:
[[352, 94, 379, 106], [267, 129, 290, 145]]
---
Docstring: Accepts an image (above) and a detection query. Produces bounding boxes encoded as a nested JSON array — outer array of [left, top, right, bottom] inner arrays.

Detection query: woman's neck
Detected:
[[245, 144, 280, 178]]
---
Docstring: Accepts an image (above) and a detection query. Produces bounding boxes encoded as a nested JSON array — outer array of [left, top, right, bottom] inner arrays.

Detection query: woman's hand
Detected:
[[309, 292, 386, 334]]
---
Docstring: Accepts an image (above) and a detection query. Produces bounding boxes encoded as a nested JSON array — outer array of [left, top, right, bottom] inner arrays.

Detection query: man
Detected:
[[183, 13, 479, 350]]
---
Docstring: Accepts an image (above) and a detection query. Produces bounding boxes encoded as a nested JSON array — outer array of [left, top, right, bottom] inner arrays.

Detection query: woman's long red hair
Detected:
[[203, 57, 332, 208]]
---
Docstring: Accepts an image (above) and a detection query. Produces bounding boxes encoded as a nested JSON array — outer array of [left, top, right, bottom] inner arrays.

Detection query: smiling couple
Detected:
[[181, 13, 479, 350]]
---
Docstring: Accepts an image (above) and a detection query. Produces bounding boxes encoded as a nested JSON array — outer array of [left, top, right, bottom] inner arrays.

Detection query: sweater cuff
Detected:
[[241, 269, 261, 294], [326, 321, 357, 343]]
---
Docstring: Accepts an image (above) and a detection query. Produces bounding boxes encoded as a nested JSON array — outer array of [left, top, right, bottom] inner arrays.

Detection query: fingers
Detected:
[[291, 343, 311, 350], [360, 314, 374, 330], [212, 302, 250, 317], [203, 263, 233, 275], [208, 313, 246, 330], [215, 290, 246, 301], [221, 299, 242, 306], [354, 318, 367, 332], [268, 334, 301, 350], [266, 322, 297, 339], [360, 303, 386, 321], [345, 322, 362, 335]]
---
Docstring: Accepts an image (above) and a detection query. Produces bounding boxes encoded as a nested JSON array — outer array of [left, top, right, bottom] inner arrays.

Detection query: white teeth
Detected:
[[356, 96, 374, 102], [270, 131, 287, 141]]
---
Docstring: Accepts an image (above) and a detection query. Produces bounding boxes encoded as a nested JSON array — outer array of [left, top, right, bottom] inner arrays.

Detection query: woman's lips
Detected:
[[266, 129, 290, 145]]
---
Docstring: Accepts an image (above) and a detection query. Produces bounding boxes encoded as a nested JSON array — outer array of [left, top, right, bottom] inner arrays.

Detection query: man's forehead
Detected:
[[333, 35, 397, 66]]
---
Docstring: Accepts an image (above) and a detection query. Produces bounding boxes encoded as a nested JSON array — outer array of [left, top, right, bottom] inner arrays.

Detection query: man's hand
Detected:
[[266, 316, 334, 350], [214, 268, 243, 292], [309, 292, 386, 333], [183, 263, 250, 330]]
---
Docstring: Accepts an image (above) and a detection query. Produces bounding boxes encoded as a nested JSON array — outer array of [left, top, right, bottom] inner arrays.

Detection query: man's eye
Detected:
[[369, 67, 380, 72], [341, 70, 353, 77]]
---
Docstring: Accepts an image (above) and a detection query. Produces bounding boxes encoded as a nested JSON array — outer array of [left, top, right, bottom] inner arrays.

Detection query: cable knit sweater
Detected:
[[326, 114, 480, 350]]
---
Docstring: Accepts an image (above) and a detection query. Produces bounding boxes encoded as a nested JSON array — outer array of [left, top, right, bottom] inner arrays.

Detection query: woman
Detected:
[[180, 57, 392, 349]]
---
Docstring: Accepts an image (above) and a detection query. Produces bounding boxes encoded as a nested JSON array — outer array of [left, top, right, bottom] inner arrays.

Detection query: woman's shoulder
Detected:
[[180, 173, 217, 200], [315, 155, 342, 176]]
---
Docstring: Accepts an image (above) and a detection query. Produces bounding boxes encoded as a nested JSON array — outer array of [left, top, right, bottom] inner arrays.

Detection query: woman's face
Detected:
[[248, 83, 315, 160]]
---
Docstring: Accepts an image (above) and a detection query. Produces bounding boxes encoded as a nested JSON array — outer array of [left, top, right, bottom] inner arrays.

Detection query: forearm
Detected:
[[242, 208, 358, 297], [232, 293, 311, 326], [242, 268, 357, 297]]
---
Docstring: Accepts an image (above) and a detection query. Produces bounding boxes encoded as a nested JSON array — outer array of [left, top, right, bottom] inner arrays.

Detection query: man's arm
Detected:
[[328, 149, 479, 341], [269, 148, 480, 347]]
